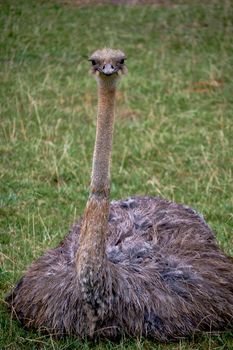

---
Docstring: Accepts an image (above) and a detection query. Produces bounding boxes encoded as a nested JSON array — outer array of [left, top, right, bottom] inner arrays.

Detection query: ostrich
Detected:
[[6, 48, 233, 341]]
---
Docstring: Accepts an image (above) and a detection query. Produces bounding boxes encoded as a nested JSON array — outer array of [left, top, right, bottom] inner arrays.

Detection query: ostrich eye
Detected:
[[91, 60, 97, 66], [120, 59, 125, 64]]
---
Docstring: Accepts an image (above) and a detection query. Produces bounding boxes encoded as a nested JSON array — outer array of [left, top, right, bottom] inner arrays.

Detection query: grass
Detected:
[[0, 0, 233, 348]]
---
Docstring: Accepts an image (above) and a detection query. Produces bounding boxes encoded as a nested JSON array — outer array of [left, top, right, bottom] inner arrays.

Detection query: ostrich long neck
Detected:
[[91, 83, 116, 195], [76, 80, 116, 323]]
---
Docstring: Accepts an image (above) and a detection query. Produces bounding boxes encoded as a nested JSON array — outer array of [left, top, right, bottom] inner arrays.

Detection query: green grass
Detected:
[[1, 0, 233, 348]]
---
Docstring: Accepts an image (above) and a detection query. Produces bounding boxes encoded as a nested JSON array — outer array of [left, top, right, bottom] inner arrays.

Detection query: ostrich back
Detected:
[[6, 196, 233, 340]]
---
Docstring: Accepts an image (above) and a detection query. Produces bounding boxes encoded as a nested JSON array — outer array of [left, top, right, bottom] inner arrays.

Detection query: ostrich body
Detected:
[[6, 48, 233, 341]]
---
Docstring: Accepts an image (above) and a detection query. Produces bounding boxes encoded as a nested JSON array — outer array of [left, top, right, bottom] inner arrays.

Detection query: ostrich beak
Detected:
[[101, 63, 116, 76]]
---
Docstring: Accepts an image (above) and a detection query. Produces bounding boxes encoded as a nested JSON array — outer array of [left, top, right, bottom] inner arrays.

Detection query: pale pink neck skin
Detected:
[[76, 76, 119, 332], [90, 78, 117, 197]]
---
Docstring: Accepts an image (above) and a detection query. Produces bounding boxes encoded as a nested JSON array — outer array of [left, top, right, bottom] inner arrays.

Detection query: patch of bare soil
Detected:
[[186, 80, 224, 94]]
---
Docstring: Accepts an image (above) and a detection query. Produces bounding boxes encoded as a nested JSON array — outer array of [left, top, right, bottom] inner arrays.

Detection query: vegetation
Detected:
[[0, 0, 232, 348]]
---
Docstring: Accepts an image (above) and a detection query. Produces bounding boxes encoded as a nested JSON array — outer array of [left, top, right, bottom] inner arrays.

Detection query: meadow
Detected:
[[0, 0, 233, 348]]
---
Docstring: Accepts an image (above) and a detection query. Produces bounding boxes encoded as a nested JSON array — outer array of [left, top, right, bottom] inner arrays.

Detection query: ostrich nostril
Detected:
[[111, 65, 114, 69], [103, 65, 106, 70]]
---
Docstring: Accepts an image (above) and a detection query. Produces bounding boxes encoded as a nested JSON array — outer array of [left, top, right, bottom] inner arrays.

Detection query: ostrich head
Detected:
[[89, 48, 127, 83]]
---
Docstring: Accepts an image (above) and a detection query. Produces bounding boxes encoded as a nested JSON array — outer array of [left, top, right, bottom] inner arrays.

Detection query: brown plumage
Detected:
[[6, 48, 233, 341]]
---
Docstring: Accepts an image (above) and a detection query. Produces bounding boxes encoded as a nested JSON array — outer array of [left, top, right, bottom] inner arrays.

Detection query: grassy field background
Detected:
[[0, 0, 233, 349]]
